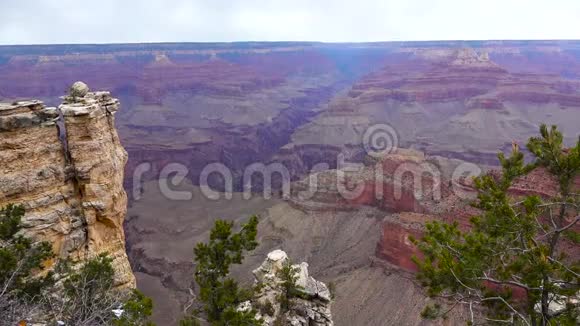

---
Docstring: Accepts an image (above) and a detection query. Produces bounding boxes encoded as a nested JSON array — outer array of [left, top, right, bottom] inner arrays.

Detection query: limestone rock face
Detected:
[[250, 250, 333, 326], [0, 87, 135, 288]]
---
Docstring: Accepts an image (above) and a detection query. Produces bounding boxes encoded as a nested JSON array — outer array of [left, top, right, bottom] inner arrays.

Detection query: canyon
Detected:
[[1, 41, 579, 325]]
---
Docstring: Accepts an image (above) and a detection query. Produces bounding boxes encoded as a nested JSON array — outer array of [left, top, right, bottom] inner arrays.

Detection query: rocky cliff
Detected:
[[0, 83, 135, 287], [248, 250, 333, 326]]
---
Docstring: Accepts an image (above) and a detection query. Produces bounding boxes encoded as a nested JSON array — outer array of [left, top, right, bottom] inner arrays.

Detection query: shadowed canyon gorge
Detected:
[[1, 41, 579, 325]]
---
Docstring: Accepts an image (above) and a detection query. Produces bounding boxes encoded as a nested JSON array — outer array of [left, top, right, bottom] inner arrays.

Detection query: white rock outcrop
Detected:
[[249, 250, 333, 326]]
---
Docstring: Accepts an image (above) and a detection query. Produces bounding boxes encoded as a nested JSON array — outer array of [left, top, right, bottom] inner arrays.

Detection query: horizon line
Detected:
[[1, 39, 580, 47]]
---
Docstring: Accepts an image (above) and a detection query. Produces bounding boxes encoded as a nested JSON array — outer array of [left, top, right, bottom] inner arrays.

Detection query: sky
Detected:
[[1, 0, 579, 45]]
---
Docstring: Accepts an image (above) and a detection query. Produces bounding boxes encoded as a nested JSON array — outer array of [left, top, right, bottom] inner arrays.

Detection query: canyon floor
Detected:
[[126, 179, 467, 325]]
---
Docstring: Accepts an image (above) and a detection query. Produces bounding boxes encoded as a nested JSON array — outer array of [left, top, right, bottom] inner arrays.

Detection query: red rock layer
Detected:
[[289, 147, 578, 273]]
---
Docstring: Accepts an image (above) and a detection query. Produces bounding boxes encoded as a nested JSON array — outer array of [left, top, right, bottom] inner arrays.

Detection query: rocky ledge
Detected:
[[0, 82, 135, 288], [246, 250, 334, 326]]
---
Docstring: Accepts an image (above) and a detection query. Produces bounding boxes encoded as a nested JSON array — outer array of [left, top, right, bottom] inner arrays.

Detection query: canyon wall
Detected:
[[2, 42, 579, 195], [0, 86, 134, 287]]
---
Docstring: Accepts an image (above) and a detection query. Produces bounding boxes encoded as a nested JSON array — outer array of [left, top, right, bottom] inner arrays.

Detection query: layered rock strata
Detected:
[[288, 148, 579, 274], [0, 85, 134, 287]]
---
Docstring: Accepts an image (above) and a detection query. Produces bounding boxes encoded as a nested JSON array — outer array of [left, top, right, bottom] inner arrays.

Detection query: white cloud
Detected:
[[0, 0, 579, 44]]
